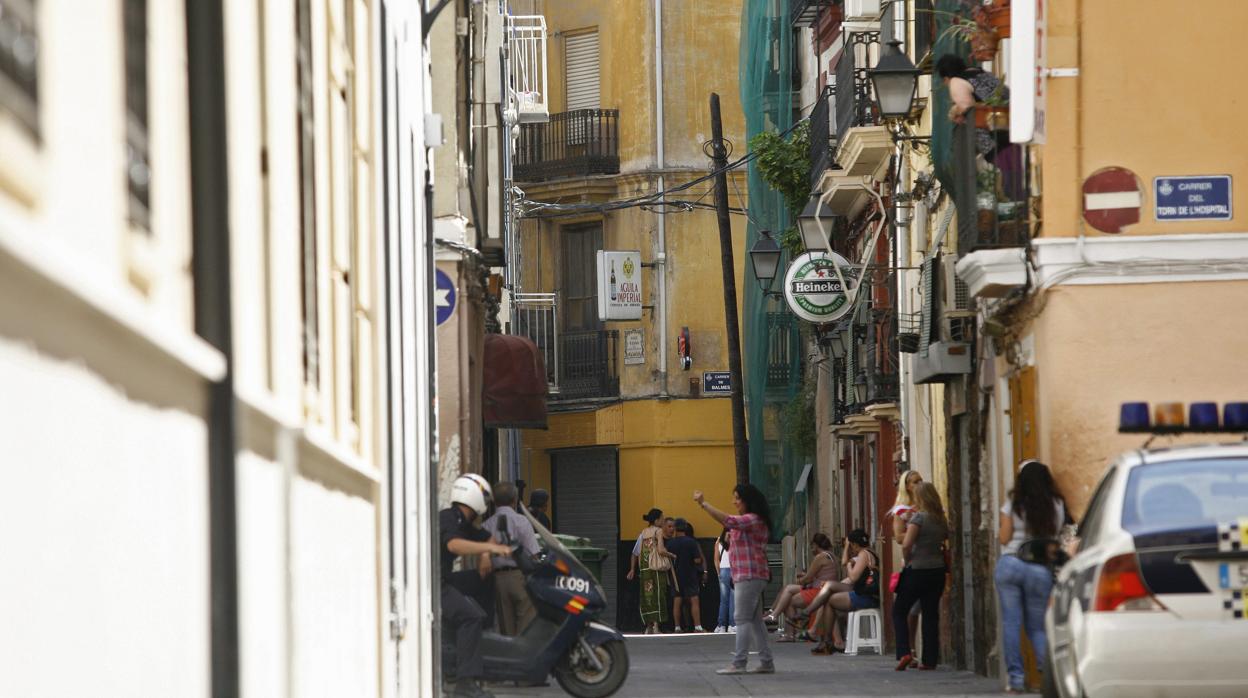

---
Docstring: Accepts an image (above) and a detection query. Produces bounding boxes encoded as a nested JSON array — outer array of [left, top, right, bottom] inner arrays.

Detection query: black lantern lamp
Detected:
[[829, 321, 850, 360], [749, 230, 783, 295], [853, 372, 868, 405], [869, 40, 922, 120]]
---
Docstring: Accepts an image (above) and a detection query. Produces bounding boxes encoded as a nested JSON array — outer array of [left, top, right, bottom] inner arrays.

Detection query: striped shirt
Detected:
[[724, 513, 769, 582]]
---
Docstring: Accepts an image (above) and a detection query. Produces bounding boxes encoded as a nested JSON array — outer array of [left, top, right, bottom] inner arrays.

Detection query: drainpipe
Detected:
[[185, 0, 238, 695], [654, 0, 668, 396], [894, 145, 910, 464]]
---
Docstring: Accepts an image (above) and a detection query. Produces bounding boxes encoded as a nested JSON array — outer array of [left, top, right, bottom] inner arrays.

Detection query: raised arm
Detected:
[[693, 490, 729, 525]]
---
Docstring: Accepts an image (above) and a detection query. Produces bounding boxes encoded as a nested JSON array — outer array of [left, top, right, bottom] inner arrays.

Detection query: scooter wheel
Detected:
[[553, 639, 629, 698]]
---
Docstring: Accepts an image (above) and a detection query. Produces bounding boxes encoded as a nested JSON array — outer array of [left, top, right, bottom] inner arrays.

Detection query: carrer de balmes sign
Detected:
[[783, 251, 859, 324]]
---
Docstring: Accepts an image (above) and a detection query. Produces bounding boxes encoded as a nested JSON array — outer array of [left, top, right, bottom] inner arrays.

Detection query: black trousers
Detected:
[[442, 583, 486, 680], [893, 566, 945, 666]]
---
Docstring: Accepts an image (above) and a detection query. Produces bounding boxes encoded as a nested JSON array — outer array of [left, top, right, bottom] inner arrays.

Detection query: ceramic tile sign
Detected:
[[624, 329, 645, 365], [1155, 175, 1232, 222], [596, 250, 642, 321]]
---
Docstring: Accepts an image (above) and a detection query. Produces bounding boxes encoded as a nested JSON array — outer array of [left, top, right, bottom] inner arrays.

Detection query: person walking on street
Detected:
[[894, 482, 949, 672], [528, 488, 552, 532], [713, 528, 735, 633], [481, 481, 540, 637], [440, 474, 514, 698], [694, 485, 776, 675], [995, 460, 1070, 694], [627, 507, 675, 634], [667, 518, 707, 632]]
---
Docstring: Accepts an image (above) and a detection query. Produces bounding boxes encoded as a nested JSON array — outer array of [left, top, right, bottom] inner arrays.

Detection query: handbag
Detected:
[[889, 571, 902, 594], [644, 528, 671, 572]]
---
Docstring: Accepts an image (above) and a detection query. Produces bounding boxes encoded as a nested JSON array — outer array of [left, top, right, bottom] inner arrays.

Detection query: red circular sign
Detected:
[[1082, 167, 1142, 234]]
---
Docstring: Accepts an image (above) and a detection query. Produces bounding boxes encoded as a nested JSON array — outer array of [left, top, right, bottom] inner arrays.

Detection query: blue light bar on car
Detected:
[[1119, 401, 1248, 433]]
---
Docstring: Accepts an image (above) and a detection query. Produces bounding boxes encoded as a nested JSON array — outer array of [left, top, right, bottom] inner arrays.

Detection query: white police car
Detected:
[[1044, 423, 1248, 697]]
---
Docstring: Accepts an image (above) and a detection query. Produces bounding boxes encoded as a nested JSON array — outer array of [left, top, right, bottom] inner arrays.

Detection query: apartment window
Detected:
[[123, 0, 150, 232], [0, 0, 38, 138], [560, 223, 603, 332], [564, 29, 598, 144], [296, 0, 319, 389]]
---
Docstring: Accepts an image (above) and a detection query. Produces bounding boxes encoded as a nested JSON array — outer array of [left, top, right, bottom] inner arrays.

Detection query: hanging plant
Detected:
[[750, 121, 812, 261]]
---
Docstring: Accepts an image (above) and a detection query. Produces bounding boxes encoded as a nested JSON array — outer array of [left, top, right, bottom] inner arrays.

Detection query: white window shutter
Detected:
[[565, 31, 600, 112]]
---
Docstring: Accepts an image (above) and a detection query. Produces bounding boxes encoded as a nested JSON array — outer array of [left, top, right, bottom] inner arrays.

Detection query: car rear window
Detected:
[[1121, 457, 1248, 535]]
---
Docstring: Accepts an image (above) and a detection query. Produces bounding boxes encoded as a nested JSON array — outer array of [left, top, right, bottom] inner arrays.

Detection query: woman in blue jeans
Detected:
[[713, 528, 734, 632], [995, 461, 1070, 693]]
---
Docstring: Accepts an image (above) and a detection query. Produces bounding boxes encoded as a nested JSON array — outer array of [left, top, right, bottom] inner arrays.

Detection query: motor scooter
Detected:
[[443, 506, 629, 698]]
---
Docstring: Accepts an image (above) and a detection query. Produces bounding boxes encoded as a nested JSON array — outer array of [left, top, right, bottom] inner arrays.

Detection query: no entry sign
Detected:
[[1082, 167, 1142, 234]]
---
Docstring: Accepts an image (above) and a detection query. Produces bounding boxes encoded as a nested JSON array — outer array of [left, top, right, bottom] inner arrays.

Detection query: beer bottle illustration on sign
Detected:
[[609, 260, 618, 301]]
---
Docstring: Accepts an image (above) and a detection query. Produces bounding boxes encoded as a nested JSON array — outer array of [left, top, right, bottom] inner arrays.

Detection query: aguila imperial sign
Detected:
[[783, 251, 859, 324], [597, 250, 643, 321]]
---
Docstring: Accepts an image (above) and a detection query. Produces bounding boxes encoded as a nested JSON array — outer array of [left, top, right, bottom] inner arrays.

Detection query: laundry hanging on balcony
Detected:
[[483, 334, 549, 429]]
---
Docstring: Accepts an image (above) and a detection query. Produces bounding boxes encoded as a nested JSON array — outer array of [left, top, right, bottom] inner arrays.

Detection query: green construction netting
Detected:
[[739, 0, 804, 538], [930, 0, 973, 193]]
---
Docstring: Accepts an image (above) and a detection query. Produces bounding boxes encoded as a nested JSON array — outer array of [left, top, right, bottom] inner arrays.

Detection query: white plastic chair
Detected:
[[843, 608, 883, 656]]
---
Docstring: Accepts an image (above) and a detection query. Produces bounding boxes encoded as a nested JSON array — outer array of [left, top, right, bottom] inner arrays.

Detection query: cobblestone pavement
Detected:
[[489, 632, 1011, 697]]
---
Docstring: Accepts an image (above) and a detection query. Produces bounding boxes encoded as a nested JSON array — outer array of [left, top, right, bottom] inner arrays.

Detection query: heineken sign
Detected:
[[782, 251, 859, 324]]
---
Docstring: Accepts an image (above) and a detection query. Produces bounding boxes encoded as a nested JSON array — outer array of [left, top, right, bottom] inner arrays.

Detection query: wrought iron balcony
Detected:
[[553, 329, 619, 401], [766, 311, 801, 393], [832, 32, 881, 164], [791, 0, 834, 27], [808, 85, 834, 188], [514, 109, 620, 182], [953, 118, 1034, 255]]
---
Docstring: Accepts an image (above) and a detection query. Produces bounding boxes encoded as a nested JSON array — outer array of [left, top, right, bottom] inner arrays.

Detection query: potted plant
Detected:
[[974, 105, 1009, 130], [979, 0, 1011, 39]]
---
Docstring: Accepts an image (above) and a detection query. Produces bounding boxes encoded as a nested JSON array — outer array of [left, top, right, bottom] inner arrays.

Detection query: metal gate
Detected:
[[552, 447, 619, 625]]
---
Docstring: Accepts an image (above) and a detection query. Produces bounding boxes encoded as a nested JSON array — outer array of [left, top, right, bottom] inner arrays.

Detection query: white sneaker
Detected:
[[713, 626, 725, 633], [694, 625, 706, 632], [728, 625, 737, 633]]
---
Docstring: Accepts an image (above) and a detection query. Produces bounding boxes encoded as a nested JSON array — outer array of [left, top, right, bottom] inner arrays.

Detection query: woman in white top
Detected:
[[995, 460, 1070, 694], [713, 528, 734, 632]]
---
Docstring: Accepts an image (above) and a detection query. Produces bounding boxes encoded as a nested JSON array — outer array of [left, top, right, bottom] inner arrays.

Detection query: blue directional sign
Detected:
[[703, 371, 732, 395], [1154, 175, 1232, 221], [435, 269, 457, 326]]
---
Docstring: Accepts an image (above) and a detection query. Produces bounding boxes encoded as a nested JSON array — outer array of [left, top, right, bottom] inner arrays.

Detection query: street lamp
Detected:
[[796, 193, 833, 253], [829, 322, 849, 360], [853, 373, 868, 405], [749, 230, 783, 294], [868, 40, 921, 120]]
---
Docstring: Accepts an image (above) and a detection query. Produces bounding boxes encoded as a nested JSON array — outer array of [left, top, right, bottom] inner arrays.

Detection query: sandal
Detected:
[[811, 643, 834, 655], [776, 634, 798, 643]]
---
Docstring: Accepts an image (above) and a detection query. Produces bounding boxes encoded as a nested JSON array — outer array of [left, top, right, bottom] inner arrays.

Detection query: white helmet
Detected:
[[450, 473, 493, 517]]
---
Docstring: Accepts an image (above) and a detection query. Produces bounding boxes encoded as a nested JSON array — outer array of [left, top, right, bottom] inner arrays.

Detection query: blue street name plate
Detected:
[[703, 371, 731, 395], [1154, 175, 1232, 221]]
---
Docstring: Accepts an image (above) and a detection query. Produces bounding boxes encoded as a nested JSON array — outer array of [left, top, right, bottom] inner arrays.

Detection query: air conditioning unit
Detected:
[[912, 340, 972, 384], [845, 0, 883, 22]]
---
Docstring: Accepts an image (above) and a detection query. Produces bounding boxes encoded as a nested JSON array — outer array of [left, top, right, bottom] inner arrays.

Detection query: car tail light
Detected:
[[1093, 553, 1166, 612]]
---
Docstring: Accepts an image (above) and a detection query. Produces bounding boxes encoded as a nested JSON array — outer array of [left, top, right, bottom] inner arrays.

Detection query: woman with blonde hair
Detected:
[[894, 482, 948, 671], [890, 470, 924, 663]]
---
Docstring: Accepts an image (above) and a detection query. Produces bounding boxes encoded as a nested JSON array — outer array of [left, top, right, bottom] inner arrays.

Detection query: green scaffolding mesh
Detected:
[[739, 0, 805, 537], [930, 0, 973, 193]]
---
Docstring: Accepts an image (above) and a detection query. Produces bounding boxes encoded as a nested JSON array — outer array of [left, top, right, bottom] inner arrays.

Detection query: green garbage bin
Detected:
[[553, 534, 609, 585]]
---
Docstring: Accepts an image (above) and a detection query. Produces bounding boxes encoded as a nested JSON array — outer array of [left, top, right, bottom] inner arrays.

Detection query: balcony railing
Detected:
[[832, 31, 881, 163], [953, 117, 1034, 254], [514, 109, 620, 182], [512, 293, 559, 389], [766, 311, 801, 393], [790, 0, 833, 27], [808, 85, 834, 188], [553, 329, 619, 401]]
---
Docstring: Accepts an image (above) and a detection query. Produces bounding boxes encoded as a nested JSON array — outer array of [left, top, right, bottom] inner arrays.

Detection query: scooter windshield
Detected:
[[520, 503, 597, 583]]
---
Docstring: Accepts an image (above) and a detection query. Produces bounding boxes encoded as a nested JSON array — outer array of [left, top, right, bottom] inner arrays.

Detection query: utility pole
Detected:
[[709, 93, 750, 485]]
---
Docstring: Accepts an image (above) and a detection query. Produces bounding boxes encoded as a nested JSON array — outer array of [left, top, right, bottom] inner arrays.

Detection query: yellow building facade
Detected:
[[510, 0, 747, 628]]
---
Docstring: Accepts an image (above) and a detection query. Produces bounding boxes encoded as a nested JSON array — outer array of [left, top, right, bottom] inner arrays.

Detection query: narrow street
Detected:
[[493, 634, 1006, 697]]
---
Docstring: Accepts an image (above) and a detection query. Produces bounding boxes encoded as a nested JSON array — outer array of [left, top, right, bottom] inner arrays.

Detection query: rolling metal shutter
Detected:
[[552, 447, 618, 624], [564, 31, 600, 111]]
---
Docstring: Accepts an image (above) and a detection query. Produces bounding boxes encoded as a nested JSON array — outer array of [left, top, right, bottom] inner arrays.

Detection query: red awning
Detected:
[[483, 334, 548, 429]]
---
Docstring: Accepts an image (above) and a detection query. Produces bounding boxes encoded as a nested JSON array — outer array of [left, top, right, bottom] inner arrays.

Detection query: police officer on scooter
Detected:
[[441, 474, 512, 698]]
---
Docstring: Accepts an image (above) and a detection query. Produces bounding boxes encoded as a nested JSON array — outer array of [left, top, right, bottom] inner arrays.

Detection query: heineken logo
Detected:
[[782, 252, 858, 324]]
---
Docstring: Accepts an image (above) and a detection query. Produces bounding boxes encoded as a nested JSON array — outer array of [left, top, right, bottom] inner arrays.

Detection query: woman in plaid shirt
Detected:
[[694, 484, 776, 675]]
